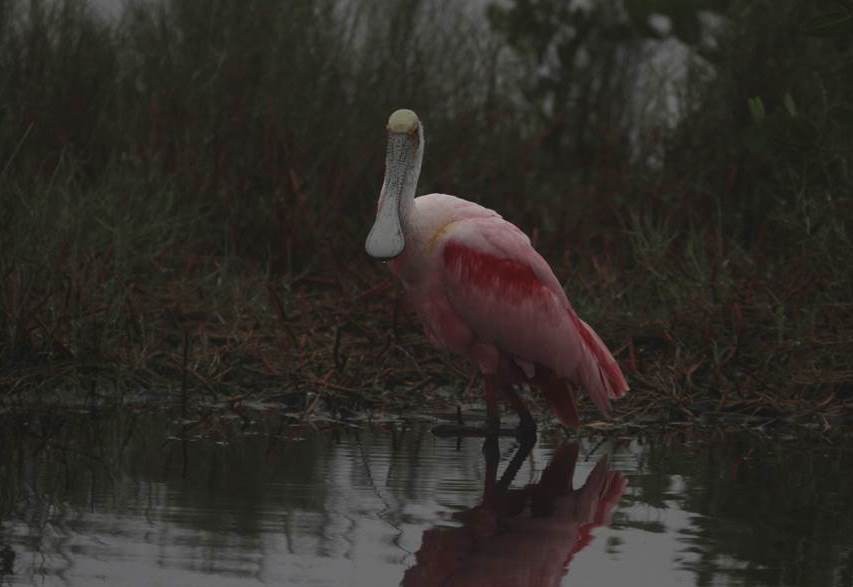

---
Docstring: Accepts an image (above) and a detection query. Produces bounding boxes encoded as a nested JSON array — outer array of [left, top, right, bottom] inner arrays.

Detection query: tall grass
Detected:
[[0, 0, 518, 259], [0, 0, 850, 418]]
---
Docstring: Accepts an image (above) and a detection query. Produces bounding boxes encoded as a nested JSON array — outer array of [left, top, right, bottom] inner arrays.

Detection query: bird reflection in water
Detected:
[[403, 438, 626, 586]]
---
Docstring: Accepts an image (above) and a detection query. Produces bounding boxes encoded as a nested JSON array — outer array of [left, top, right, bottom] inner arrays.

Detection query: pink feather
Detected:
[[386, 193, 628, 425]]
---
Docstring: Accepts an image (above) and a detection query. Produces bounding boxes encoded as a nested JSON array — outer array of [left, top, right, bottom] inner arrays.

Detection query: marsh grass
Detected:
[[0, 0, 851, 429]]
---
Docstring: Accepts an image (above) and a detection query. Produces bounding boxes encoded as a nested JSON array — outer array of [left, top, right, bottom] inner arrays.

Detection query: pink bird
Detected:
[[365, 109, 628, 433]]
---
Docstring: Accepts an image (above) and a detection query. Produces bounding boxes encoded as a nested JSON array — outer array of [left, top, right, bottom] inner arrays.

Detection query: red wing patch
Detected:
[[443, 241, 548, 304]]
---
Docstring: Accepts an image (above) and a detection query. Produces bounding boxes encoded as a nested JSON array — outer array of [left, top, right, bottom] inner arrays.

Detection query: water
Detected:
[[0, 410, 851, 586]]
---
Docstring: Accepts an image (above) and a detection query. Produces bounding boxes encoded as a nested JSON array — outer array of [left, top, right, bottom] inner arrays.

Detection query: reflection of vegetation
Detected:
[[0, 410, 492, 582], [0, 0, 850, 422], [619, 436, 853, 586], [680, 445, 853, 586], [1, 413, 853, 585]]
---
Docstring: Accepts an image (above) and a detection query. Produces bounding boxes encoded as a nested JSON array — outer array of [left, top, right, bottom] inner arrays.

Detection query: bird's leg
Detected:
[[481, 434, 500, 506], [431, 373, 517, 438], [484, 374, 501, 436], [503, 386, 537, 441]]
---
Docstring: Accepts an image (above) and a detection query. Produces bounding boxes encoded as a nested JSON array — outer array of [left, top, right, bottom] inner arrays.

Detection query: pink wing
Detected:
[[439, 217, 628, 415]]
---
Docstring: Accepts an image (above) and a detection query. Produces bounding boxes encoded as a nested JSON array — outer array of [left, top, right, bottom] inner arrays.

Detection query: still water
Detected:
[[0, 409, 851, 586]]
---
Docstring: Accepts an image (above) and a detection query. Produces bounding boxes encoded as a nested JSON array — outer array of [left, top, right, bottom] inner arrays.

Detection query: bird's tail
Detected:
[[572, 317, 629, 417], [535, 369, 580, 428]]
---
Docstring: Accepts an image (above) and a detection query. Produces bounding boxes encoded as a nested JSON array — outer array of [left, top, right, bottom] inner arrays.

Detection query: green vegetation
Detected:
[[0, 0, 851, 428]]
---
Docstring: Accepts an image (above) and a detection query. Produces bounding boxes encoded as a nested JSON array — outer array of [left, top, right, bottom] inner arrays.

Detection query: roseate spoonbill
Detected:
[[365, 109, 628, 433]]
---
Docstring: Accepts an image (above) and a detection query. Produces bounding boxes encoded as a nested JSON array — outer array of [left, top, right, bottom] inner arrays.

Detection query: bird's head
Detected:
[[386, 109, 419, 134], [365, 109, 424, 260]]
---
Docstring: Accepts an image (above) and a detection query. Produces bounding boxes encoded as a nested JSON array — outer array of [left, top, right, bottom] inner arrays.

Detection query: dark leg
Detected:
[[503, 386, 537, 440], [482, 433, 537, 508], [483, 374, 501, 435], [481, 434, 500, 506], [431, 373, 519, 438], [496, 433, 537, 493]]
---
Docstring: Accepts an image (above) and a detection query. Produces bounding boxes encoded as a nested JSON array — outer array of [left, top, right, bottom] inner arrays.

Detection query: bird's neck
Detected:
[[397, 134, 423, 234], [396, 174, 416, 236]]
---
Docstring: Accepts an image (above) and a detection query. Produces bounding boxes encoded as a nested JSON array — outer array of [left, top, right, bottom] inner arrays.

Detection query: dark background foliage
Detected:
[[0, 0, 850, 418]]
